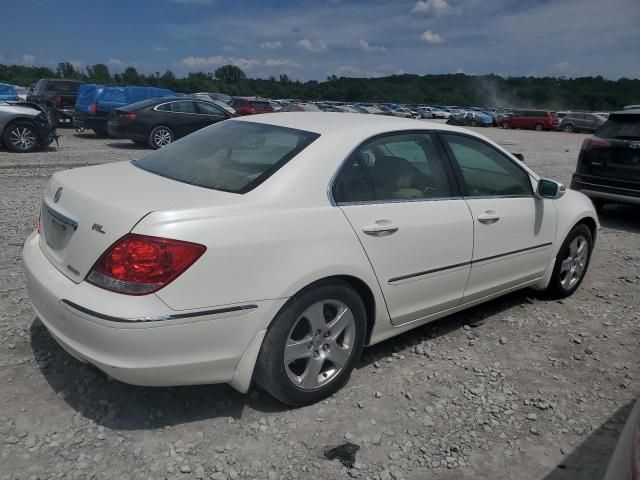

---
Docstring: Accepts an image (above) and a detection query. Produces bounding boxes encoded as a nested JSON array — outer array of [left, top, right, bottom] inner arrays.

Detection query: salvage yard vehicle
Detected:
[[603, 397, 640, 480], [0, 101, 56, 152], [26, 78, 81, 125], [228, 97, 275, 115], [503, 110, 560, 131], [23, 113, 598, 405], [107, 97, 234, 149], [560, 112, 607, 133], [74, 84, 176, 136], [0, 83, 20, 101], [570, 109, 640, 208]]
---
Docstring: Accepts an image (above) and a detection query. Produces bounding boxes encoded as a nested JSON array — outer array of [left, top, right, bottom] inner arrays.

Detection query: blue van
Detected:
[[73, 84, 176, 134]]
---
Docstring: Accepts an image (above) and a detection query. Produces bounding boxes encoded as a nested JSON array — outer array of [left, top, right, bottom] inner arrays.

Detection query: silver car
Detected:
[[0, 101, 56, 152]]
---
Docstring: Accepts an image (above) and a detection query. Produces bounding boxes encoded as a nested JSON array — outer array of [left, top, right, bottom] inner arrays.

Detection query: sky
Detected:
[[1, 0, 639, 81]]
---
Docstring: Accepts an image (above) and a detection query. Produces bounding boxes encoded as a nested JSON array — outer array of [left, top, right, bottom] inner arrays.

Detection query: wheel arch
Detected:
[[575, 215, 598, 243]]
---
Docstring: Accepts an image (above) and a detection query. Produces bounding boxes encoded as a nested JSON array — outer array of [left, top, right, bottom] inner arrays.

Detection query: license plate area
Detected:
[[41, 202, 77, 252]]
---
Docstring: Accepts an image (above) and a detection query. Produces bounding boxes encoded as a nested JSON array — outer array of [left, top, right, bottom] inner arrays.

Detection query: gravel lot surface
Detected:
[[1, 124, 638, 480]]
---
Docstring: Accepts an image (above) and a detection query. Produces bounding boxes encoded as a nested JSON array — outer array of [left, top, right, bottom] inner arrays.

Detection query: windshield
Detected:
[[134, 121, 320, 193], [46, 81, 80, 93], [596, 115, 640, 139]]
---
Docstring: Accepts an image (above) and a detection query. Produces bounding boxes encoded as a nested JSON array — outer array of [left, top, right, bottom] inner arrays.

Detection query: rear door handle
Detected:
[[362, 221, 399, 236], [477, 210, 500, 224]]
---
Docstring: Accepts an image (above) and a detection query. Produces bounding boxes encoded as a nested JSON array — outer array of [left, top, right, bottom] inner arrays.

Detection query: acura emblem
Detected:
[[53, 187, 63, 203]]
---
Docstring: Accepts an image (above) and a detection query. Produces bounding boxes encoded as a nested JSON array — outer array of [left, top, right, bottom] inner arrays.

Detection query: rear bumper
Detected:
[[22, 231, 279, 389], [571, 175, 640, 205], [107, 122, 147, 142], [54, 108, 74, 119], [73, 112, 109, 131]]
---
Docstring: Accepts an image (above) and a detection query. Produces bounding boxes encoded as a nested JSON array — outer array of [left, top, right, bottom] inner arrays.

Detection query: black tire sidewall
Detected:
[[548, 224, 593, 297], [255, 280, 367, 405], [4, 122, 39, 152]]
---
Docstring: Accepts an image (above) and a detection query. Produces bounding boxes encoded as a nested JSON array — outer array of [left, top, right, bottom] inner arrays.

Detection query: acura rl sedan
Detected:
[[23, 113, 598, 405]]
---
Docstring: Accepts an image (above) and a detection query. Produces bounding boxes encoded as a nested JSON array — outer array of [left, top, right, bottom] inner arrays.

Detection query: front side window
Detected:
[[197, 102, 226, 116], [442, 134, 533, 197], [134, 121, 319, 193], [333, 133, 454, 203]]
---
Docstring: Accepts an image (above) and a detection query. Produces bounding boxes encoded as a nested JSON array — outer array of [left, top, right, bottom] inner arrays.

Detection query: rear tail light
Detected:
[[55, 94, 62, 108], [86, 234, 206, 295], [89, 102, 97, 115], [119, 112, 137, 121], [581, 137, 611, 150]]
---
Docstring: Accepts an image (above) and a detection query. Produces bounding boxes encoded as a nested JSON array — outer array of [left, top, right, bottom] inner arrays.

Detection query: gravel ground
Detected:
[[0, 124, 638, 480]]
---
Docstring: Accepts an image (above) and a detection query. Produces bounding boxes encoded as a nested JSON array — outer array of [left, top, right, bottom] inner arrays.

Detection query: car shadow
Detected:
[[106, 141, 150, 150], [542, 401, 633, 480], [598, 204, 640, 234], [29, 318, 289, 431], [356, 288, 535, 369]]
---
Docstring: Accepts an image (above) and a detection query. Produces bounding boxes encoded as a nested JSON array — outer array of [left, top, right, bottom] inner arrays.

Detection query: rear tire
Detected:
[[254, 280, 366, 406], [545, 224, 593, 298], [502, 121, 510, 129], [149, 125, 174, 149], [535, 123, 544, 131], [563, 124, 574, 133], [3, 121, 39, 152]]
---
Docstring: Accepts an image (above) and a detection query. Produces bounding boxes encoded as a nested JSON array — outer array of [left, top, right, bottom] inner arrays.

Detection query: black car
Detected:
[[107, 97, 234, 149], [560, 112, 607, 133], [570, 110, 640, 209], [26, 79, 81, 125]]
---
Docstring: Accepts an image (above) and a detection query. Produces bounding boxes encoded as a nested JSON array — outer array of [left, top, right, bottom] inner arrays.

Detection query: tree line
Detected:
[[1, 61, 638, 111]]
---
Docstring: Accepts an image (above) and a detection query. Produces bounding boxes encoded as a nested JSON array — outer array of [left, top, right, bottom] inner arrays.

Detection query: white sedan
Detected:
[[23, 113, 598, 405]]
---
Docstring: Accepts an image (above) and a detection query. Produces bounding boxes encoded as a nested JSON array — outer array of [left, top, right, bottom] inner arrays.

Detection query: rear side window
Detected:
[[171, 101, 197, 113], [46, 81, 80, 93], [156, 103, 172, 112], [442, 134, 533, 197], [333, 133, 454, 203], [596, 115, 640, 139], [134, 121, 320, 193]]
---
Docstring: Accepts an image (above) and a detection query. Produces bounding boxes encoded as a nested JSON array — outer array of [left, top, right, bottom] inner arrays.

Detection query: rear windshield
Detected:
[[134, 121, 320, 193], [46, 81, 80, 93], [596, 115, 640, 139]]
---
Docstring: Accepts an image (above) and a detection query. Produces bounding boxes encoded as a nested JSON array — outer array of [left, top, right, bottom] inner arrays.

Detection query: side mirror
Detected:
[[537, 179, 566, 199], [512, 153, 524, 162]]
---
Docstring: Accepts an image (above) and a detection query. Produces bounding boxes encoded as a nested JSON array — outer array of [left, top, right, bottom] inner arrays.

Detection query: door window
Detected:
[[197, 102, 227, 116], [333, 133, 455, 203], [171, 101, 197, 113], [442, 134, 533, 197]]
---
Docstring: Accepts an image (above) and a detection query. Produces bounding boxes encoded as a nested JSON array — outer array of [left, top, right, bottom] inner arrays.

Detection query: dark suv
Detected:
[[26, 79, 81, 125], [560, 112, 607, 133], [570, 110, 640, 208]]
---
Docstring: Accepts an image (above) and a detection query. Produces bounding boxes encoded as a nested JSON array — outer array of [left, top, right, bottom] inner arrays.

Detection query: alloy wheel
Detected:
[[559, 235, 588, 290], [284, 299, 356, 390], [153, 128, 173, 147], [10, 126, 36, 151]]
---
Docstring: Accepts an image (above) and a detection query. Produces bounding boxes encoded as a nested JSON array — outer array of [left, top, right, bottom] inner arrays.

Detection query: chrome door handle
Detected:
[[362, 222, 399, 236], [477, 210, 500, 224]]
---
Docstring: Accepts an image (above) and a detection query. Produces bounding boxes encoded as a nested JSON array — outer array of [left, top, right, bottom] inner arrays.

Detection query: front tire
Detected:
[[546, 224, 593, 298], [535, 123, 544, 131], [563, 124, 574, 133], [254, 280, 366, 405], [149, 125, 174, 149], [3, 122, 39, 152]]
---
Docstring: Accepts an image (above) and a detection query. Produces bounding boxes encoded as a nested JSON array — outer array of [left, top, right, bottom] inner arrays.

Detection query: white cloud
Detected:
[[154, 46, 168, 52], [411, 0, 454, 17], [21, 54, 35, 66], [179, 56, 297, 70], [296, 38, 328, 53], [357, 40, 387, 53], [260, 41, 282, 50], [420, 30, 442, 44], [69, 60, 84, 70], [108, 58, 124, 66]]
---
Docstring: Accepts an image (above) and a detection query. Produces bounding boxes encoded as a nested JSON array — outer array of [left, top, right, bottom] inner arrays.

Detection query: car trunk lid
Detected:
[[38, 161, 233, 282]]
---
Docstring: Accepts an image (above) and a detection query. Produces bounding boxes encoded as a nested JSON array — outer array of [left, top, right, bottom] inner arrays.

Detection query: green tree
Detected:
[[122, 66, 141, 85], [214, 64, 246, 83], [86, 64, 111, 84], [56, 62, 83, 80]]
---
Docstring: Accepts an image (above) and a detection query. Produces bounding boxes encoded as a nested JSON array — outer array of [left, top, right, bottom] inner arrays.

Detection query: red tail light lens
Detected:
[[119, 112, 137, 121], [89, 102, 97, 115], [87, 234, 206, 295], [55, 94, 62, 107], [581, 137, 611, 150]]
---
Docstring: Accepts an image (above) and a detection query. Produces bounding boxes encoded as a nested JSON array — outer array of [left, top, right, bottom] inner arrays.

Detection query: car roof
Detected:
[[234, 111, 482, 137]]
